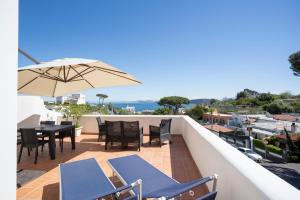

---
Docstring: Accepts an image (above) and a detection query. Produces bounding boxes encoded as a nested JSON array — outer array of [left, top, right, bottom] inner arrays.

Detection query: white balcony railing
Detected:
[[79, 115, 300, 200]]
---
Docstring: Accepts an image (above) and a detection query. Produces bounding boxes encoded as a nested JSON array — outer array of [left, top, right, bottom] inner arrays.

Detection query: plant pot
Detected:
[[75, 127, 82, 137]]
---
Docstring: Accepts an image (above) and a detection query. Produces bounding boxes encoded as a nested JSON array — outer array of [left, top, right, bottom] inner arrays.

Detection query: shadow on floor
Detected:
[[17, 169, 47, 187], [169, 135, 208, 199], [262, 165, 300, 190], [42, 182, 59, 200]]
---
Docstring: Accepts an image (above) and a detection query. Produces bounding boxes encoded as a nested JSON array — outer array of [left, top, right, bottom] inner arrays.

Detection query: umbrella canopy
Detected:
[[18, 58, 141, 97]]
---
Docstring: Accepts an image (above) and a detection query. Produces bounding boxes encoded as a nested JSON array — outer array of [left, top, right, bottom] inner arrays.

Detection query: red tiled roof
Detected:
[[275, 134, 299, 142], [204, 124, 234, 133], [273, 114, 297, 122]]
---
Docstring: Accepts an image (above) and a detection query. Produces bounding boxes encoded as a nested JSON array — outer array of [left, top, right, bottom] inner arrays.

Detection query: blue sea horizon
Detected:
[[88, 101, 195, 112]]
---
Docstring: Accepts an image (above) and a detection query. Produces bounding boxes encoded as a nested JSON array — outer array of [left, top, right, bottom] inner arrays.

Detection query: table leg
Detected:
[[49, 132, 56, 160], [71, 127, 75, 150]]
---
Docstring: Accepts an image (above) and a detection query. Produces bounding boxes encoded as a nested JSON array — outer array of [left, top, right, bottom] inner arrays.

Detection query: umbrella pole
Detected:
[[18, 48, 40, 64]]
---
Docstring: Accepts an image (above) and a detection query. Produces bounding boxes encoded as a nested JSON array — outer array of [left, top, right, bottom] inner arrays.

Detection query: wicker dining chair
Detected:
[[123, 121, 143, 151], [149, 119, 172, 146], [105, 121, 123, 150], [18, 128, 49, 164], [55, 121, 73, 152], [96, 117, 107, 141]]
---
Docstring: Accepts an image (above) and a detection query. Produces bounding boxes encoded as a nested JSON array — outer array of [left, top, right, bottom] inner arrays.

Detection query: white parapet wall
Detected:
[[79, 115, 300, 200], [181, 116, 299, 200]]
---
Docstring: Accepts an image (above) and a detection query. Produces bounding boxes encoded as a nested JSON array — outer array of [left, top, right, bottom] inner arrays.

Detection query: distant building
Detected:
[[202, 109, 232, 125], [71, 94, 86, 105], [125, 105, 135, 114], [56, 94, 86, 105], [273, 114, 297, 122], [204, 124, 234, 135], [56, 96, 70, 104]]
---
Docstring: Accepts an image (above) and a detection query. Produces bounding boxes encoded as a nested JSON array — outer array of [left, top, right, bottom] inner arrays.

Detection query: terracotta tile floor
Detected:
[[17, 134, 207, 200]]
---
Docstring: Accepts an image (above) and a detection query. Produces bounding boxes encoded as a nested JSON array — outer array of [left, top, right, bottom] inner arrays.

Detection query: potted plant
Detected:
[[69, 104, 87, 136]]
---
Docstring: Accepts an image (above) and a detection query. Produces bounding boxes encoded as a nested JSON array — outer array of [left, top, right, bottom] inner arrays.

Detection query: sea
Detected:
[[112, 102, 160, 112], [89, 102, 195, 112]]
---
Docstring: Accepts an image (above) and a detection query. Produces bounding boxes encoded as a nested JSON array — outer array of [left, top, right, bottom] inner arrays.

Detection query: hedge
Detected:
[[253, 139, 265, 149], [267, 144, 283, 155]]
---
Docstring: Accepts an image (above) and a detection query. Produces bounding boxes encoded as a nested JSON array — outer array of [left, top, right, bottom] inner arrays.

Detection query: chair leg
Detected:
[[98, 134, 100, 142], [105, 138, 108, 150], [41, 136, 44, 152], [18, 145, 23, 163], [61, 138, 64, 152], [34, 147, 38, 164], [27, 148, 30, 156]]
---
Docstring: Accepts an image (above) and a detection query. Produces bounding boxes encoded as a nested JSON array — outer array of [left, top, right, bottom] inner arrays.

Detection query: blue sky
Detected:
[[19, 0, 300, 102]]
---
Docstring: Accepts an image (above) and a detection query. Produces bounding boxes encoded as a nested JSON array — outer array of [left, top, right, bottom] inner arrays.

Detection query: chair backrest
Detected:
[[123, 121, 139, 137], [96, 117, 103, 125], [105, 121, 122, 137], [20, 128, 38, 147], [59, 121, 72, 135], [40, 120, 55, 125], [60, 121, 72, 125], [160, 119, 172, 134]]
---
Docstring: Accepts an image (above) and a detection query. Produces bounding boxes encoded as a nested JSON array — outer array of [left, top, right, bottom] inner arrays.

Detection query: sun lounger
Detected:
[[59, 158, 141, 200], [107, 155, 218, 200]]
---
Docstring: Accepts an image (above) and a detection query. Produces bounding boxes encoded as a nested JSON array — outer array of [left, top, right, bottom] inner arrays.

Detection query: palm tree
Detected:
[[96, 94, 108, 106]]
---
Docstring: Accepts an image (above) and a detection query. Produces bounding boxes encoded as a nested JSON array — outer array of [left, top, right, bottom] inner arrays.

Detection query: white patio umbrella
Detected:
[[18, 58, 141, 97]]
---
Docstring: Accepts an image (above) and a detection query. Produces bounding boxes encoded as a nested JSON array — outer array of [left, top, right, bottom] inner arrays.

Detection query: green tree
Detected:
[[210, 99, 219, 105], [153, 107, 172, 115], [158, 96, 190, 114], [257, 93, 274, 102], [263, 102, 294, 114], [115, 108, 130, 115], [279, 91, 293, 99], [289, 51, 300, 76], [186, 105, 208, 120], [69, 104, 87, 127], [96, 94, 108, 106], [292, 101, 300, 112], [236, 91, 248, 100]]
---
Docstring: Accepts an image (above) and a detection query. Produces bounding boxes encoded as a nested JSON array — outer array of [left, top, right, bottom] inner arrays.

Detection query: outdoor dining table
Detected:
[[18, 124, 75, 160]]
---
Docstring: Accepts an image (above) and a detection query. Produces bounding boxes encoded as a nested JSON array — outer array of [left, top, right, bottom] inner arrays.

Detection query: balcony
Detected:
[[17, 115, 299, 199]]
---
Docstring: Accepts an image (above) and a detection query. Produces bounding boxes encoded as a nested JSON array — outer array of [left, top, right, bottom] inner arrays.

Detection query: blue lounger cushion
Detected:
[[60, 158, 116, 200], [108, 155, 215, 199]]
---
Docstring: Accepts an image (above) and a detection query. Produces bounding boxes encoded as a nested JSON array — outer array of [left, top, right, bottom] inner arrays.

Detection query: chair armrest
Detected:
[[99, 179, 142, 200], [147, 175, 217, 199], [149, 125, 160, 133]]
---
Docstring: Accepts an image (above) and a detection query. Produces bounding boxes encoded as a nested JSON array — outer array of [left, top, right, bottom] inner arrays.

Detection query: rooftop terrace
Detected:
[[17, 115, 300, 200], [17, 133, 206, 200]]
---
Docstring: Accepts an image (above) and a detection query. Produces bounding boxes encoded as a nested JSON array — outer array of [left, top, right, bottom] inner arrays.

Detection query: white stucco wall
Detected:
[[181, 116, 299, 200], [18, 95, 62, 128]]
